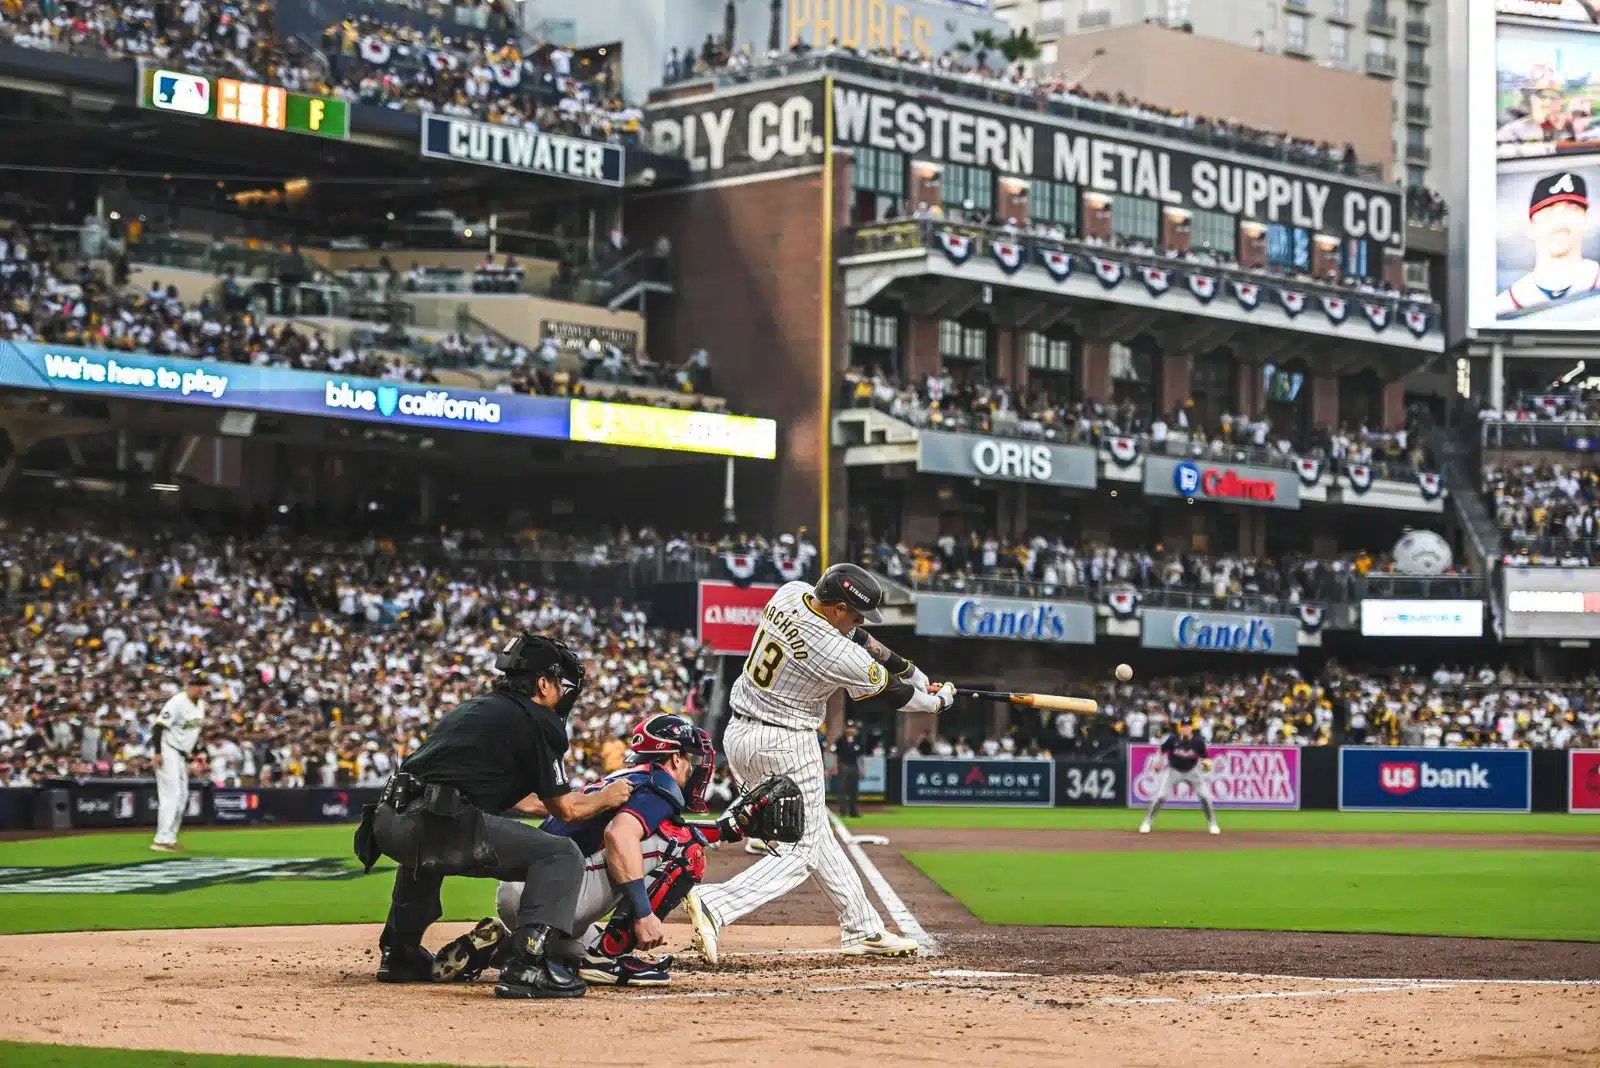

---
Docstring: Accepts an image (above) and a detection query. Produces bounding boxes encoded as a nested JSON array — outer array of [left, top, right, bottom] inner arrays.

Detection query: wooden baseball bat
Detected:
[[957, 689, 1098, 714]]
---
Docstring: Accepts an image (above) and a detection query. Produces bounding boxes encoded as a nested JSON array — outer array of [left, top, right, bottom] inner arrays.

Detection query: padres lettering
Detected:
[[789, 0, 934, 55]]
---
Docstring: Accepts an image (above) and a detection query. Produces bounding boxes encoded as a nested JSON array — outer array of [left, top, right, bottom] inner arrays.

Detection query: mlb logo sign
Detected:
[[1379, 762, 1419, 794], [151, 70, 211, 116]]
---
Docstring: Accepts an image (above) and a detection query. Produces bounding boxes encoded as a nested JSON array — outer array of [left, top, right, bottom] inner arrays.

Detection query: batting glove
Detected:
[[931, 681, 956, 713], [906, 663, 930, 690]]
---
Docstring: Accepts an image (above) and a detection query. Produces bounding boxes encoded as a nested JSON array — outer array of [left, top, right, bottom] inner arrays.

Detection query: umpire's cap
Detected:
[[813, 563, 885, 623]]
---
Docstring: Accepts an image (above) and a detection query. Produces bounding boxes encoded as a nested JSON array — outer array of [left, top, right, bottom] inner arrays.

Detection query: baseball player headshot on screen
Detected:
[[1496, 171, 1600, 317], [685, 563, 955, 964]]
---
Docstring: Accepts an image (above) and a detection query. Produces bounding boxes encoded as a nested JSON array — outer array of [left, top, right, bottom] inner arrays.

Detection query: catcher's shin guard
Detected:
[[598, 848, 704, 957]]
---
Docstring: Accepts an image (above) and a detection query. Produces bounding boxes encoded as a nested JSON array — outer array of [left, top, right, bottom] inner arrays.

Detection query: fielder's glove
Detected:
[[715, 774, 805, 844], [931, 681, 956, 713]]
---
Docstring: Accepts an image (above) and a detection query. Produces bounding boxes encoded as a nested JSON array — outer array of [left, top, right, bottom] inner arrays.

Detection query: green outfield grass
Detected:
[[0, 1042, 459, 1068], [906, 847, 1600, 941], [846, 807, 1600, 833]]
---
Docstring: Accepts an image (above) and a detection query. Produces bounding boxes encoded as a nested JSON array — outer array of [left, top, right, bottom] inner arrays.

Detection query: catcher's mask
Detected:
[[630, 713, 716, 812]]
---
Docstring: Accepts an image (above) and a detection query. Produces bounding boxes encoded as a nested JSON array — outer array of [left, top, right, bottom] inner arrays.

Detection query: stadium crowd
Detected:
[[0, 513, 1586, 794], [0, 1, 640, 145], [1484, 463, 1600, 565], [841, 365, 1434, 475], [857, 537, 1463, 606]]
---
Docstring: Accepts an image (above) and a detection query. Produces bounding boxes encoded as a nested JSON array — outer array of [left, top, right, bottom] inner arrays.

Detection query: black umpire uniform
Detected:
[[356, 633, 615, 999]]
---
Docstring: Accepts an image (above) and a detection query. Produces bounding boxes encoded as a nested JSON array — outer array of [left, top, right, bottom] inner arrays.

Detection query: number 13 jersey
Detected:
[[728, 581, 890, 732]]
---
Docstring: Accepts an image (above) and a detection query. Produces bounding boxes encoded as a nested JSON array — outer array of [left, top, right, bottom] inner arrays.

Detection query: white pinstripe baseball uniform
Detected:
[[695, 581, 931, 948]]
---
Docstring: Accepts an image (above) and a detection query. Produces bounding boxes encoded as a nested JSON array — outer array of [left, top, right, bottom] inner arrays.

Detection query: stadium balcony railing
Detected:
[[701, 50, 1387, 183], [846, 218, 1440, 317], [846, 394, 1427, 486], [1479, 418, 1600, 453], [896, 569, 1481, 615]]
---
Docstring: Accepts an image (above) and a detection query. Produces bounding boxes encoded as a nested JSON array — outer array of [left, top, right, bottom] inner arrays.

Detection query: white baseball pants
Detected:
[[496, 830, 671, 959], [1143, 767, 1217, 825], [153, 744, 189, 845], [695, 716, 884, 949]]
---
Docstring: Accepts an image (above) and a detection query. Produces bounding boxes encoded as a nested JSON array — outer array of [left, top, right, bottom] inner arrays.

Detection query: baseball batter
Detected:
[[1496, 171, 1600, 317], [151, 674, 207, 852], [1138, 718, 1220, 835], [685, 564, 954, 963]]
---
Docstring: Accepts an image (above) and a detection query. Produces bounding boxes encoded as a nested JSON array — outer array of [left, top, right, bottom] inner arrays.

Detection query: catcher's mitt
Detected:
[[717, 774, 805, 844]]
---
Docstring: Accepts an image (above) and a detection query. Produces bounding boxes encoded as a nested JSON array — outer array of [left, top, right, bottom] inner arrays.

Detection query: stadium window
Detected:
[[850, 309, 901, 375], [1286, 13, 1307, 53], [1189, 209, 1237, 256], [1110, 195, 1160, 244], [1166, 0, 1190, 23], [853, 146, 905, 197], [1026, 333, 1075, 398], [1407, 164, 1426, 186], [1040, 41, 1057, 64], [942, 163, 994, 214], [939, 319, 988, 367], [1031, 180, 1079, 234]]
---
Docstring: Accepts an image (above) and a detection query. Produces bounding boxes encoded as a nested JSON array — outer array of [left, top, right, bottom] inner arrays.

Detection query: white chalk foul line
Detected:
[[1167, 970, 1600, 987], [829, 813, 938, 957], [613, 978, 1007, 1002]]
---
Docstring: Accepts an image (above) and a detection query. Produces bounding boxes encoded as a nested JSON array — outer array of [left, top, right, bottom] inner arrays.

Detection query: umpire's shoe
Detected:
[[578, 952, 671, 987], [376, 942, 436, 983], [494, 926, 586, 1000], [433, 917, 512, 982]]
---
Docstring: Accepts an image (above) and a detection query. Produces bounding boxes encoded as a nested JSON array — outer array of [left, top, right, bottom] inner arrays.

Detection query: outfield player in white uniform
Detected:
[[686, 564, 955, 963], [1138, 717, 1220, 835], [151, 674, 207, 852]]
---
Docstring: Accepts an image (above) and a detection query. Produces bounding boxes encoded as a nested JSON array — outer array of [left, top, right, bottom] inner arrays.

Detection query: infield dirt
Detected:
[[1, 827, 1596, 1067]]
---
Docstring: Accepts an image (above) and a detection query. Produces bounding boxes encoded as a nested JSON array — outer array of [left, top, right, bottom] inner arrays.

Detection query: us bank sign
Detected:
[[917, 430, 1097, 489]]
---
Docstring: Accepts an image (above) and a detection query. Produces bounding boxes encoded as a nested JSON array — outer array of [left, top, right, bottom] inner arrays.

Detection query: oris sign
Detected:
[[917, 430, 1097, 489], [1143, 455, 1301, 509]]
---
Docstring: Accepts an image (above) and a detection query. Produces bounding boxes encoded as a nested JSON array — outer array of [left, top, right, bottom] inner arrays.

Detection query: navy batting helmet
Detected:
[[629, 714, 717, 812], [813, 563, 884, 623]]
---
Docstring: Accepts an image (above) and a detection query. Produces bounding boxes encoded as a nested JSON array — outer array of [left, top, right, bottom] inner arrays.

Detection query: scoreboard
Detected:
[[138, 66, 349, 141]]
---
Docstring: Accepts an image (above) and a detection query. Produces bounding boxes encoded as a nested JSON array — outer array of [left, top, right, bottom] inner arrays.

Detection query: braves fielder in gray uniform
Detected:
[[685, 564, 955, 964], [1139, 718, 1221, 835]]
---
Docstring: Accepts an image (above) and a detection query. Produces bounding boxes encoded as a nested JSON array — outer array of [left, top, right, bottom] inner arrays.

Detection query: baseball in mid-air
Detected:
[[1115, 663, 1134, 682]]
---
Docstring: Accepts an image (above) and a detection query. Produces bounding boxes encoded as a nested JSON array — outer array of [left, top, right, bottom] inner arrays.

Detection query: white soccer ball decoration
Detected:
[[1392, 529, 1453, 576]]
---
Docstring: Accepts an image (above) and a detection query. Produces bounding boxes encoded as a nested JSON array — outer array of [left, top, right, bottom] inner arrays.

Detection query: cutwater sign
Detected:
[[902, 756, 1054, 806], [914, 592, 1095, 644], [916, 430, 1097, 489], [1142, 608, 1298, 656], [1339, 746, 1531, 812], [421, 115, 625, 186], [1143, 455, 1301, 509]]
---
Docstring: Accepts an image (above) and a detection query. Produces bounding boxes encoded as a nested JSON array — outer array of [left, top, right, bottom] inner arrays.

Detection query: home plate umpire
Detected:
[[354, 633, 634, 998]]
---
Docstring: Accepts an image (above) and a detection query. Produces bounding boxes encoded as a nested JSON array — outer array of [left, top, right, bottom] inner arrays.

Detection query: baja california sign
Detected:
[[1126, 744, 1302, 810]]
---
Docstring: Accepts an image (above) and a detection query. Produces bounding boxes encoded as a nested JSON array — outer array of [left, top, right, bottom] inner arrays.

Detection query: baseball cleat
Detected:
[[1138, 822, 1151, 834], [744, 838, 775, 856], [432, 916, 511, 982], [494, 955, 586, 999], [684, 886, 720, 967], [842, 931, 919, 957], [1208, 825, 1221, 836], [578, 952, 671, 986], [150, 842, 183, 852]]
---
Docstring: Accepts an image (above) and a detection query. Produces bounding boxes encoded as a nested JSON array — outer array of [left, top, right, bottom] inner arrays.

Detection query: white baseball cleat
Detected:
[[150, 842, 182, 852], [1137, 822, 1151, 834], [1208, 824, 1221, 836], [684, 886, 720, 967], [842, 931, 919, 957]]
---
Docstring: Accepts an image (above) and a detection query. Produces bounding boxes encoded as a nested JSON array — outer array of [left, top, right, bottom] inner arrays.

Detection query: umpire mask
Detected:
[[496, 633, 586, 719]]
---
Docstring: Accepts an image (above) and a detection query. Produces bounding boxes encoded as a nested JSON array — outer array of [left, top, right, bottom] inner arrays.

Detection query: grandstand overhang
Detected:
[[840, 239, 1444, 360]]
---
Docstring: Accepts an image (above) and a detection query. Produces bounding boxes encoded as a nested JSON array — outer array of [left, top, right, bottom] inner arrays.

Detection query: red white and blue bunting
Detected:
[[1039, 248, 1073, 281], [936, 231, 973, 264], [774, 556, 807, 582], [990, 240, 1025, 274], [722, 553, 758, 585], [1415, 472, 1444, 500], [920, 230, 1437, 338], [1345, 462, 1374, 494], [1106, 587, 1142, 620], [1294, 457, 1324, 486], [358, 36, 393, 65], [1298, 604, 1325, 633], [1105, 435, 1141, 467]]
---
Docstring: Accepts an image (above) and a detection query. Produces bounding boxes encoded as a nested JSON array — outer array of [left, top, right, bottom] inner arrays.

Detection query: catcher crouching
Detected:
[[433, 713, 803, 986]]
